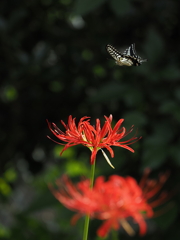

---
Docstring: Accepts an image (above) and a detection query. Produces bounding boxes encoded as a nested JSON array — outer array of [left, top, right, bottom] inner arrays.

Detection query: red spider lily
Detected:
[[47, 115, 141, 167], [50, 171, 169, 237]]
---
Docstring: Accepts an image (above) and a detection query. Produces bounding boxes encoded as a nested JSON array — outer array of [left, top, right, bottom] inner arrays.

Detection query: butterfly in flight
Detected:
[[106, 43, 147, 66]]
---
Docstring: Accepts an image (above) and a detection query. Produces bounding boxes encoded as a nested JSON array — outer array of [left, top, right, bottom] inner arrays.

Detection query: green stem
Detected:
[[112, 229, 118, 240], [90, 159, 96, 188], [82, 161, 96, 240]]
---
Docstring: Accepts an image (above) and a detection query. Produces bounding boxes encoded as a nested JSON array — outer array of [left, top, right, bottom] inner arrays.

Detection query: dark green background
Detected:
[[0, 0, 180, 239]]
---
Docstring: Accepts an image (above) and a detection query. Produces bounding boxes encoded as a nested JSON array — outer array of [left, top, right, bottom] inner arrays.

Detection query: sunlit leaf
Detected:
[[4, 168, 17, 182], [0, 224, 10, 238], [2, 85, 18, 102], [0, 178, 11, 195], [65, 160, 89, 176]]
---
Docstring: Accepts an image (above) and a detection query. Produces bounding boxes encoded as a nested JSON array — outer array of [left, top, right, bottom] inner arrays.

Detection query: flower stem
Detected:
[[90, 160, 96, 188], [83, 215, 90, 240], [112, 229, 118, 240], [82, 161, 96, 240]]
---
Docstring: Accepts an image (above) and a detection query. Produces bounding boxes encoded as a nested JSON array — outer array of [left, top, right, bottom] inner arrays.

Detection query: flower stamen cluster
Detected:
[[47, 115, 141, 168], [50, 172, 168, 237]]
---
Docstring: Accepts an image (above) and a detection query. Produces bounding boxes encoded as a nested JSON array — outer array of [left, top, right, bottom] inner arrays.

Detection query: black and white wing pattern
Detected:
[[122, 44, 136, 57], [106, 44, 147, 67]]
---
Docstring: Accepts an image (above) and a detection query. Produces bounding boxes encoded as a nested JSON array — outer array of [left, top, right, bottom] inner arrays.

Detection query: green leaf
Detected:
[[110, 0, 131, 16], [87, 82, 125, 103], [24, 192, 57, 214], [0, 224, 11, 238], [53, 145, 75, 158], [93, 65, 106, 77], [170, 144, 180, 166], [144, 28, 164, 63], [141, 146, 167, 170], [4, 167, 17, 182], [154, 203, 178, 230], [123, 111, 148, 127], [0, 178, 12, 196], [73, 0, 106, 16], [160, 65, 180, 81], [65, 160, 89, 177], [82, 49, 93, 61], [2, 85, 18, 102]]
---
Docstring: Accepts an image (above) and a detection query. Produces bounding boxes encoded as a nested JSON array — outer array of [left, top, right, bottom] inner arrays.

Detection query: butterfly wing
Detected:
[[122, 44, 136, 58], [106, 44, 122, 62], [123, 43, 147, 65], [106, 43, 147, 66], [122, 45, 131, 56]]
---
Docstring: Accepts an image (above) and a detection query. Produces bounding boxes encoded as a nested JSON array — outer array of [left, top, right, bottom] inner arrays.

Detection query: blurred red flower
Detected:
[[47, 115, 141, 167], [50, 170, 169, 237]]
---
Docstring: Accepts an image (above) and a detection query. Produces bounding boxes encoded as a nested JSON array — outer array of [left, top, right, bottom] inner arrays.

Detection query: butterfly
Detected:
[[106, 43, 147, 66]]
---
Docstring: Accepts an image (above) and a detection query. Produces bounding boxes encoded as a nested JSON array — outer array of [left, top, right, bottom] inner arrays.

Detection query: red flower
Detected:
[[47, 115, 141, 167], [50, 171, 169, 237]]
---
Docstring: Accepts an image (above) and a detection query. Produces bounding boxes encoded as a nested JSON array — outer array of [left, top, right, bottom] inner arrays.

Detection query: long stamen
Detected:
[[120, 219, 135, 236], [101, 149, 115, 169]]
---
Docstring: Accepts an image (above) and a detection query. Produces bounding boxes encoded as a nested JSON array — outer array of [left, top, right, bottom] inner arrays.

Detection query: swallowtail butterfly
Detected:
[[106, 44, 147, 66]]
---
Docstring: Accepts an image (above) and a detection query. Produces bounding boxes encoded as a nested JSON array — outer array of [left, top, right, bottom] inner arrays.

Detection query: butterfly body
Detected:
[[106, 44, 147, 67]]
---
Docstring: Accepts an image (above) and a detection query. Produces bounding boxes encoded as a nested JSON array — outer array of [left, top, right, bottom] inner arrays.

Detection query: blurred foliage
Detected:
[[0, 0, 180, 239]]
